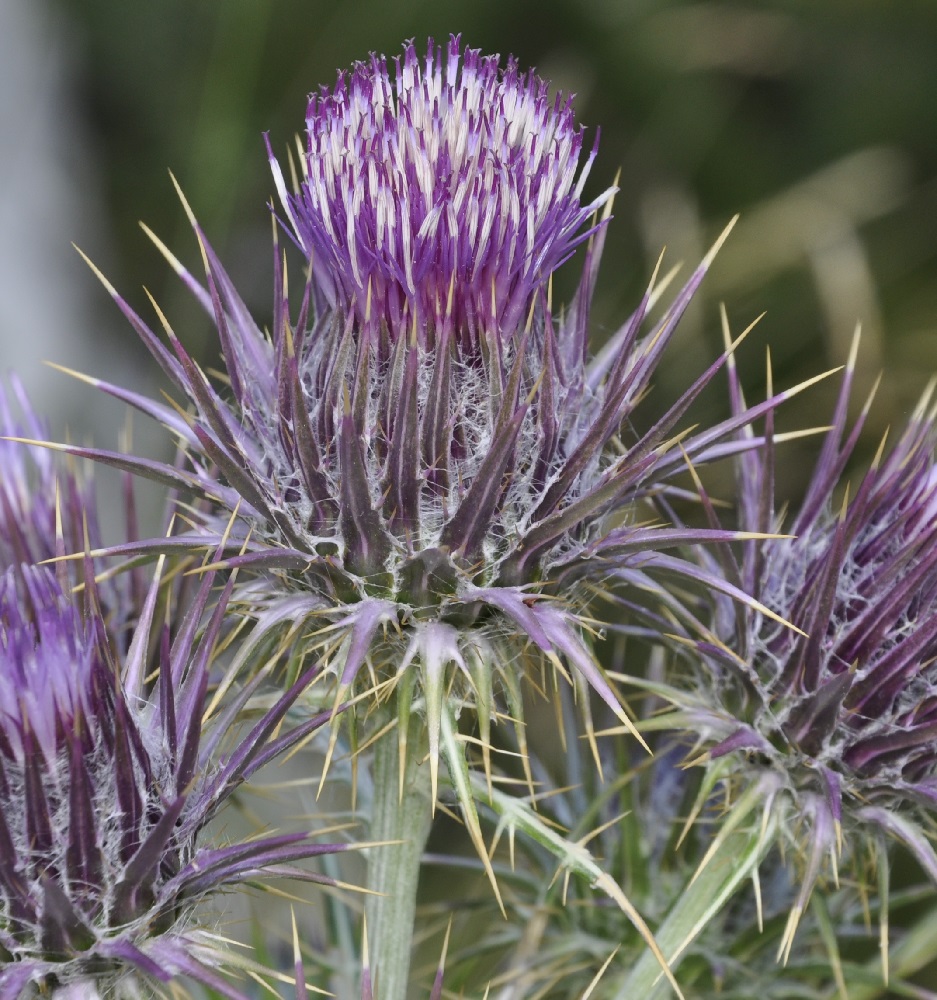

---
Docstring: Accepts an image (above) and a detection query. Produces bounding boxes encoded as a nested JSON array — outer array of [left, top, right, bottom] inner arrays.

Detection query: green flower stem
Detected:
[[365, 719, 433, 1000]]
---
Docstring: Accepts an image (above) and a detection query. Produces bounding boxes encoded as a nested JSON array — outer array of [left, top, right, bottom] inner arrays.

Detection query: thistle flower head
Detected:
[[656, 334, 937, 959], [0, 560, 342, 998], [74, 38, 789, 819], [270, 35, 609, 342]]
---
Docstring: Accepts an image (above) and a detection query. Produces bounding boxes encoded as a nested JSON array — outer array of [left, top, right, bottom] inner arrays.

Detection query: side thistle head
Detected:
[[0, 561, 343, 998], [658, 341, 937, 960]]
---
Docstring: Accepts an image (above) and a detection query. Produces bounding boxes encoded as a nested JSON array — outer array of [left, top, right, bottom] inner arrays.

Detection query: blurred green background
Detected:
[[48, 0, 937, 503]]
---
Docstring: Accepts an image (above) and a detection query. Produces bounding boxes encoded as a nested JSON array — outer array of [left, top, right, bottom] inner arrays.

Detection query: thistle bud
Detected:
[[659, 341, 937, 959]]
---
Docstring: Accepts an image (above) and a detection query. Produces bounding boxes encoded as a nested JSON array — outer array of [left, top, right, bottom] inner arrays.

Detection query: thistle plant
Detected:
[[9, 29, 937, 1000], [51, 35, 833, 998]]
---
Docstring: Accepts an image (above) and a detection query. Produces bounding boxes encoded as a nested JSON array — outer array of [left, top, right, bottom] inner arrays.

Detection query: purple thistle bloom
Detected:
[[269, 36, 609, 343], [0, 561, 346, 999], [654, 333, 937, 961], [67, 37, 808, 800], [0, 380, 99, 572]]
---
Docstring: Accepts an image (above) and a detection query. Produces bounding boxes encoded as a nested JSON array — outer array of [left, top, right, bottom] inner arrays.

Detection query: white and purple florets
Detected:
[[270, 35, 609, 342]]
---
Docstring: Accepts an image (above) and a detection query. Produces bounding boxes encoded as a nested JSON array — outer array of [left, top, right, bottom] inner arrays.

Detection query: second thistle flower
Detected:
[[650, 335, 937, 972]]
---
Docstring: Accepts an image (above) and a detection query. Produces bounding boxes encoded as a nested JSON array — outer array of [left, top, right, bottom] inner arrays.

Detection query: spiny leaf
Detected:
[[469, 771, 685, 999]]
